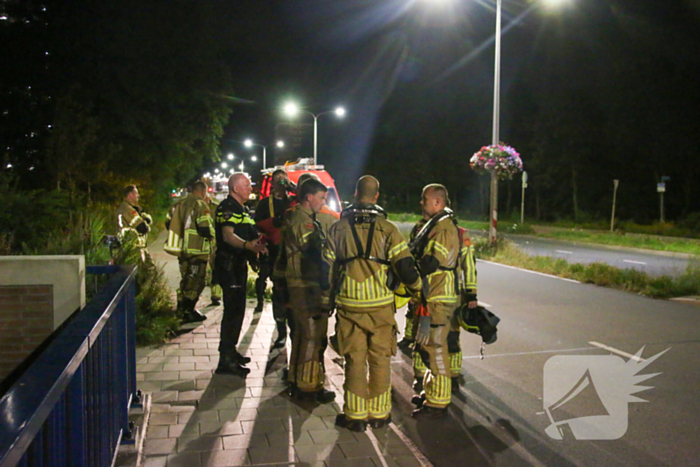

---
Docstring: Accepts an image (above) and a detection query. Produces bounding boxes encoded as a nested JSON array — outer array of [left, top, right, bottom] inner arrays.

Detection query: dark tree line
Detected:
[[361, 0, 700, 225]]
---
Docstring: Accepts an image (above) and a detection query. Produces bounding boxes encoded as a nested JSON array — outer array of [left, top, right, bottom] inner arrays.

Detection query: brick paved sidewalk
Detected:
[[135, 303, 426, 467]]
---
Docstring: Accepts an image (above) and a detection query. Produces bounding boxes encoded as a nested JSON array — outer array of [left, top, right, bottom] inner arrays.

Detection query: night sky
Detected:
[[215, 0, 700, 204]]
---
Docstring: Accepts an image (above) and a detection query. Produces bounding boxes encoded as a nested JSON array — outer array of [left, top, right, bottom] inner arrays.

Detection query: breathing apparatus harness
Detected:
[[409, 208, 461, 280], [337, 204, 391, 268]]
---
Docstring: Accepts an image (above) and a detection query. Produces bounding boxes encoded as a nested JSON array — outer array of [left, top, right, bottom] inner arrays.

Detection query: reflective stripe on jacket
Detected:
[[165, 194, 214, 258]]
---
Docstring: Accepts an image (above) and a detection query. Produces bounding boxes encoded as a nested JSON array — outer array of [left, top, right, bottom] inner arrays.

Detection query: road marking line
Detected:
[[478, 260, 581, 283], [556, 250, 573, 254], [588, 341, 645, 362], [478, 301, 491, 307], [623, 259, 647, 265], [462, 346, 597, 360]]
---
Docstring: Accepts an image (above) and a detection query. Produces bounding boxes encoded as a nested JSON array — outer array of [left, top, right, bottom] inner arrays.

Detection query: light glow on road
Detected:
[[623, 259, 647, 265]]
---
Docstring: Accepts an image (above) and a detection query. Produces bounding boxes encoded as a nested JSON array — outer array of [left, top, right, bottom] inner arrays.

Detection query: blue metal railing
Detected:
[[0, 265, 139, 467]]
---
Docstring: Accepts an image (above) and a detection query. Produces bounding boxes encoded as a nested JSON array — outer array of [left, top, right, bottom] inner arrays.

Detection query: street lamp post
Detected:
[[283, 103, 345, 165], [488, 0, 503, 244]]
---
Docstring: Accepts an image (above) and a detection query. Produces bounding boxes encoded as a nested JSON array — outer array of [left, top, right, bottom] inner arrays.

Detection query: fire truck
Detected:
[[258, 158, 342, 214]]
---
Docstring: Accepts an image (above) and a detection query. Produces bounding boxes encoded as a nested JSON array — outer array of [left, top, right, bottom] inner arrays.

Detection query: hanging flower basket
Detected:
[[470, 144, 523, 180]]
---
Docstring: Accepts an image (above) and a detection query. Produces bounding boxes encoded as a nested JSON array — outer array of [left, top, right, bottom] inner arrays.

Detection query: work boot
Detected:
[[296, 389, 336, 404], [413, 378, 423, 393], [180, 298, 206, 323], [335, 414, 367, 432], [254, 300, 264, 314], [411, 393, 426, 407], [231, 350, 251, 365], [412, 405, 448, 420], [368, 415, 392, 429], [215, 355, 250, 377], [273, 322, 287, 348], [397, 337, 414, 350]]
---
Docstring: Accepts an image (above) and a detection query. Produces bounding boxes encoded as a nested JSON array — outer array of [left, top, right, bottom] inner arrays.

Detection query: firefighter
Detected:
[[397, 219, 427, 352], [164, 181, 214, 323], [323, 175, 422, 432], [214, 173, 268, 377], [115, 185, 153, 260], [254, 169, 293, 347], [282, 178, 335, 402], [410, 184, 462, 419], [204, 190, 222, 306]]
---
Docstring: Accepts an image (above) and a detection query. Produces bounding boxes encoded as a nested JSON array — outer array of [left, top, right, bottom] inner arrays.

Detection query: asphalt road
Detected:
[[388, 260, 700, 466], [508, 235, 695, 277], [394, 221, 696, 276]]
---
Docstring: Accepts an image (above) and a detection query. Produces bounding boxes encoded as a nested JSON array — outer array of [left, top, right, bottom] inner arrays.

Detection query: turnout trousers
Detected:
[[216, 260, 248, 358], [288, 286, 328, 393], [337, 306, 397, 421], [178, 256, 208, 303], [412, 302, 455, 409]]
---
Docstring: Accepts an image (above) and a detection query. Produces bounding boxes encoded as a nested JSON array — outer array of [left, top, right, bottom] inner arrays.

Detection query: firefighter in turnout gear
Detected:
[[214, 173, 268, 377], [397, 219, 427, 352], [164, 181, 214, 323], [116, 185, 153, 261], [323, 176, 422, 432], [205, 191, 223, 306], [409, 184, 469, 420], [254, 169, 293, 346], [282, 178, 336, 403]]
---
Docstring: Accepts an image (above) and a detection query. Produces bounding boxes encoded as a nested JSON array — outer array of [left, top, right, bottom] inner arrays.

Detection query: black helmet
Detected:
[[456, 305, 500, 344]]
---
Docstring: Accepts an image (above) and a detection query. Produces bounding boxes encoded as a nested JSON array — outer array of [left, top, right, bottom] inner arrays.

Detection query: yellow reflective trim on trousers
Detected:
[[424, 372, 451, 407], [450, 351, 462, 377], [368, 388, 392, 419], [344, 390, 368, 420], [295, 360, 323, 391], [413, 350, 427, 377]]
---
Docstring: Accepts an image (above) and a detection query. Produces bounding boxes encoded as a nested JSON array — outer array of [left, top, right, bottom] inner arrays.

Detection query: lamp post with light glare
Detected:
[[424, 0, 566, 243], [243, 139, 284, 169], [283, 102, 346, 166]]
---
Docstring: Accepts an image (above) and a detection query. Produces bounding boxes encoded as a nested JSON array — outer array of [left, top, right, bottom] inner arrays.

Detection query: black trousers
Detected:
[[217, 261, 248, 357]]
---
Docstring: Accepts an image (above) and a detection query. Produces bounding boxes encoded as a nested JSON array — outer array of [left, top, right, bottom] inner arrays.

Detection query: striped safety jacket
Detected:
[[116, 200, 151, 248], [322, 203, 422, 313], [411, 210, 462, 305], [164, 194, 214, 259]]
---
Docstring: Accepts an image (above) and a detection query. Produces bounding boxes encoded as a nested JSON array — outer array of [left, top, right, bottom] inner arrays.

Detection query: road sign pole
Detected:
[[611, 179, 619, 232], [521, 171, 528, 225]]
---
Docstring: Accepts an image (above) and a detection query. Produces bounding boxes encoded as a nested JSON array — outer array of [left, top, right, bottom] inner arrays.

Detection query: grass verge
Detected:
[[529, 229, 700, 256], [474, 237, 700, 299]]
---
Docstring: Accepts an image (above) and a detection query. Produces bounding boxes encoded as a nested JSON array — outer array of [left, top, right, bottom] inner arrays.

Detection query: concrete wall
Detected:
[[0, 256, 85, 382], [0, 255, 85, 329]]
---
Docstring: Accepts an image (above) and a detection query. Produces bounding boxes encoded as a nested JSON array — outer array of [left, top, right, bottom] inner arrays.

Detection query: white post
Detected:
[[263, 146, 266, 170], [611, 179, 619, 232], [489, 0, 502, 244], [521, 171, 528, 225], [313, 116, 318, 165]]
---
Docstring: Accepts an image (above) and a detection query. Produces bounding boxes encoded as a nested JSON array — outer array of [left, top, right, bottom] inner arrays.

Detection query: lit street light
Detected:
[[283, 102, 346, 165], [221, 162, 228, 169], [424, 0, 566, 243], [227, 153, 234, 160]]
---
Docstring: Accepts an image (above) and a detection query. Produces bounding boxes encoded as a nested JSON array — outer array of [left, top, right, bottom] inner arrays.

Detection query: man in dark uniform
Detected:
[[254, 169, 293, 347], [214, 173, 268, 377]]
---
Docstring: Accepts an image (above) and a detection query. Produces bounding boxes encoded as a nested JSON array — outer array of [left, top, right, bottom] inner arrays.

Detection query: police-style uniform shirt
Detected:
[[215, 195, 258, 260], [323, 204, 422, 313]]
